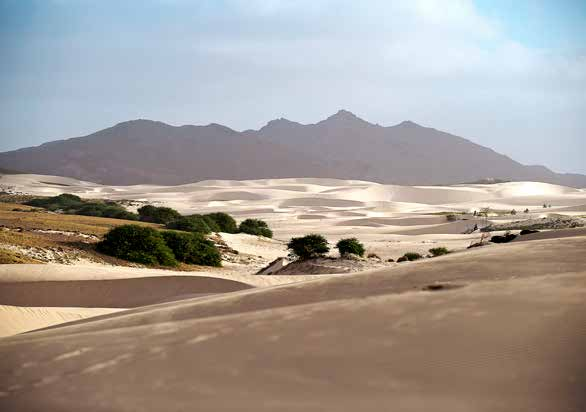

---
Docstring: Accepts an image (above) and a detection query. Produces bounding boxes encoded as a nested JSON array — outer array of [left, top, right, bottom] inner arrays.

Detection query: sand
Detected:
[[0, 235, 585, 411], [0, 306, 122, 338], [0, 174, 585, 410], [4, 174, 585, 260]]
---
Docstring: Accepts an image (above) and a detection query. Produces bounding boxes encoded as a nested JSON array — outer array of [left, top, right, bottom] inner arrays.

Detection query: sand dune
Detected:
[[0, 263, 326, 287], [0, 305, 121, 337], [0, 276, 253, 308], [0, 235, 584, 411]]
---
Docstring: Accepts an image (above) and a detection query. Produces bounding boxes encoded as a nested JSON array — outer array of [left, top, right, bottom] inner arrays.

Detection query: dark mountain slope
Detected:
[[0, 112, 584, 187]]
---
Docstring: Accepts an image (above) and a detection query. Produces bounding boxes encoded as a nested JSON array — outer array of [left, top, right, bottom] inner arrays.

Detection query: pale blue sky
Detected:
[[1, 0, 585, 173]]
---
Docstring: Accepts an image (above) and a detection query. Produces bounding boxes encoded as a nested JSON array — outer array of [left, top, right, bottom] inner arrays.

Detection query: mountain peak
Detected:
[[396, 120, 421, 128], [321, 110, 370, 126]]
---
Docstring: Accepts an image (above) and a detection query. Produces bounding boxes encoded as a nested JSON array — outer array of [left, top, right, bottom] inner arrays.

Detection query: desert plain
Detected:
[[0, 173, 585, 411]]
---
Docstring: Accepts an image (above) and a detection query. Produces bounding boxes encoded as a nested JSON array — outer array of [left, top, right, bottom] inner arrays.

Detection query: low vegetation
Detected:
[[0, 248, 42, 264], [204, 212, 238, 233], [428, 247, 450, 257], [336, 237, 365, 257], [97, 225, 178, 267], [138, 205, 181, 224], [397, 252, 423, 262], [97, 225, 223, 267], [3, 196, 271, 266], [25, 194, 139, 220], [288, 234, 329, 260], [0, 202, 157, 236], [161, 231, 222, 267], [239, 218, 273, 238], [490, 232, 517, 243], [166, 215, 213, 234]]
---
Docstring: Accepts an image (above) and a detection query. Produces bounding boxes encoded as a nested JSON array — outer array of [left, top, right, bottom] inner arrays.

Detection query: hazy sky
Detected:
[[1, 0, 585, 173]]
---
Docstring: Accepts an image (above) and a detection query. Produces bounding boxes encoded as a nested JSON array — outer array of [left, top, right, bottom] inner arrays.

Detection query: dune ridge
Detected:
[[0, 235, 585, 411]]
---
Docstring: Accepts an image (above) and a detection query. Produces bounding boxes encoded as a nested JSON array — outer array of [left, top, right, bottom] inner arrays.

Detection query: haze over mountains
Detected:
[[1, 110, 584, 187]]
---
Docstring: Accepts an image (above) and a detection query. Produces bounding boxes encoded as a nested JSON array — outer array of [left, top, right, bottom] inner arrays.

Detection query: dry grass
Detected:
[[0, 204, 161, 265], [0, 248, 42, 264], [0, 193, 39, 204], [0, 204, 230, 270], [0, 203, 160, 236]]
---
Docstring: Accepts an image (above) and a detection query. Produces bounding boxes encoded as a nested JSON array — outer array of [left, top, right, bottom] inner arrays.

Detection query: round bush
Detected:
[[336, 238, 365, 257], [166, 215, 211, 234], [204, 212, 238, 233], [97, 225, 177, 266], [398, 252, 423, 262], [26, 193, 83, 211], [138, 205, 181, 224], [287, 234, 329, 260], [428, 247, 450, 257], [238, 219, 273, 238], [161, 231, 222, 267]]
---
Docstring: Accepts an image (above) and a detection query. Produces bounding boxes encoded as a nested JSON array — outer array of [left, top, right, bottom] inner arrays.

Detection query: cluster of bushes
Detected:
[[396, 247, 451, 262], [137, 205, 272, 238], [137, 205, 181, 224], [97, 225, 221, 267], [286, 236, 453, 264], [26, 194, 138, 220], [238, 219, 272, 238], [25, 198, 274, 238], [286, 236, 369, 260], [397, 252, 423, 262]]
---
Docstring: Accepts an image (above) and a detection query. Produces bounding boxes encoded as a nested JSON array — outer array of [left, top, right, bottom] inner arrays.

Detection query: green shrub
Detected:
[[26, 194, 139, 220], [397, 252, 423, 262], [75, 203, 138, 220], [336, 238, 365, 257], [166, 215, 211, 233], [204, 212, 238, 233], [490, 233, 517, 243], [161, 231, 221, 267], [138, 205, 181, 224], [428, 247, 450, 257], [287, 234, 329, 260], [97, 225, 177, 266], [200, 215, 221, 232], [239, 218, 273, 238], [25, 193, 83, 211]]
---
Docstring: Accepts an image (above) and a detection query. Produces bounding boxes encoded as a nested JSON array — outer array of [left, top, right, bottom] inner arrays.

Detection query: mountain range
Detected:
[[1, 110, 584, 187]]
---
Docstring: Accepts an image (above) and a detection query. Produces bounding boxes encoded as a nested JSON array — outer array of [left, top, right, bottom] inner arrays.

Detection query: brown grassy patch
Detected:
[[0, 203, 160, 236], [0, 229, 63, 249], [0, 248, 43, 264]]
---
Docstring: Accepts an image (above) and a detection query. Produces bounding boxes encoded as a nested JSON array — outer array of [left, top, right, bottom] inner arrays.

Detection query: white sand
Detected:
[[3, 174, 585, 259], [0, 235, 585, 411], [1, 174, 585, 339], [0, 305, 122, 337]]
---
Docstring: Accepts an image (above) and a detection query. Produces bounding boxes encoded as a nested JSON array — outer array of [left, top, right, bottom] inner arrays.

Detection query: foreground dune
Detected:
[[0, 306, 122, 338], [0, 275, 253, 308], [1, 235, 585, 411], [0, 264, 331, 335], [0, 263, 325, 287]]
